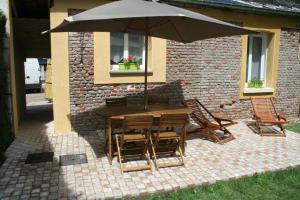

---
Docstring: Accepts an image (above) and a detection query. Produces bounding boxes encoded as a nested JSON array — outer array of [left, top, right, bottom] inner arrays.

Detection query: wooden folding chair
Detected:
[[250, 97, 288, 137], [148, 95, 171, 130], [150, 113, 188, 169], [114, 115, 153, 173], [104, 97, 127, 155], [182, 98, 236, 144]]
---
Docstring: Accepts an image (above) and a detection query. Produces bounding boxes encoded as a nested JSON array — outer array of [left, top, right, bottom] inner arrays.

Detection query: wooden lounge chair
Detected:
[[182, 98, 236, 144], [250, 97, 288, 137], [150, 113, 188, 169], [114, 115, 153, 173]]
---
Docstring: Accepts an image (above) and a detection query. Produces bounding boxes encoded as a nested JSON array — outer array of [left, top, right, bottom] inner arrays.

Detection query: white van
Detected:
[[24, 58, 41, 91]]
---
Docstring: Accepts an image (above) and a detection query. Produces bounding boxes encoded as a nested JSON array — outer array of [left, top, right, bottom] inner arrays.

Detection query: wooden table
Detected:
[[96, 105, 192, 164]]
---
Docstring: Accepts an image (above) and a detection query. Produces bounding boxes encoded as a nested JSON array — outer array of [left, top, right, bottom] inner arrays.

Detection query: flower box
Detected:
[[128, 63, 140, 70], [118, 63, 127, 70]]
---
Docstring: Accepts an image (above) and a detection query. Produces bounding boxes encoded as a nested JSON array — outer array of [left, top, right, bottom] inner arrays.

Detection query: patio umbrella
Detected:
[[44, 0, 256, 110]]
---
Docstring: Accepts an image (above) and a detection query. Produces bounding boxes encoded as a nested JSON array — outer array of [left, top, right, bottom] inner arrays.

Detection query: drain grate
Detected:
[[25, 152, 54, 164], [59, 153, 88, 166]]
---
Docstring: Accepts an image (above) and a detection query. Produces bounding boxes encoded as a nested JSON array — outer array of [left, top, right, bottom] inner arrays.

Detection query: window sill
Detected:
[[243, 87, 274, 94], [109, 70, 153, 75]]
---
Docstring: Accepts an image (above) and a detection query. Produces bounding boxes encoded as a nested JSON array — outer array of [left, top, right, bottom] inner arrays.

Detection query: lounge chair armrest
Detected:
[[213, 115, 236, 124], [253, 115, 261, 122], [278, 115, 287, 122]]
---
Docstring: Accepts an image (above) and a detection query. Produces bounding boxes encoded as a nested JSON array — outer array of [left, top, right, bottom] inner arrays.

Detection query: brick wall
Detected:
[[276, 28, 300, 117], [68, 11, 300, 134], [68, 14, 184, 133], [166, 36, 253, 119]]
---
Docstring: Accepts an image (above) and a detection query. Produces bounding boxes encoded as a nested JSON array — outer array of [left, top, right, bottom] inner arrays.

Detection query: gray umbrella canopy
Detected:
[[46, 0, 255, 109], [47, 0, 254, 43]]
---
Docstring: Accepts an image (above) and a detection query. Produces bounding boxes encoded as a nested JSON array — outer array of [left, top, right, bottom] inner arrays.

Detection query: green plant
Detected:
[[120, 54, 141, 70], [248, 78, 263, 88]]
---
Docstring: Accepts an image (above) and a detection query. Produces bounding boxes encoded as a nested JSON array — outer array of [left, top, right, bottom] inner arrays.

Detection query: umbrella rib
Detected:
[[169, 19, 185, 43]]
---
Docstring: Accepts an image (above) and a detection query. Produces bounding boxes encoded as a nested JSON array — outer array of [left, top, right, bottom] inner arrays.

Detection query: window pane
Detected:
[[110, 32, 124, 65], [128, 34, 144, 65], [251, 37, 262, 80]]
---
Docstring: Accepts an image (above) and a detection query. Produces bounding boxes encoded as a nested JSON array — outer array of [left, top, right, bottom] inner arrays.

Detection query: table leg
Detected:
[[182, 126, 186, 156], [107, 118, 112, 165]]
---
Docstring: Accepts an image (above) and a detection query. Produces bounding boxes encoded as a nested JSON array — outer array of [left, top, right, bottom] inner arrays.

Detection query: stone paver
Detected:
[[1, 104, 300, 199]]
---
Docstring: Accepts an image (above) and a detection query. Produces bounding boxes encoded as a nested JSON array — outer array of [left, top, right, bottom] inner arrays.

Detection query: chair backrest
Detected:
[[148, 95, 170, 105], [182, 99, 211, 127], [105, 97, 127, 107], [159, 113, 188, 129], [123, 115, 153, 130], [251, 97, 277, 122], [121, 115, 153, 147], [158, 114, 188, 140]]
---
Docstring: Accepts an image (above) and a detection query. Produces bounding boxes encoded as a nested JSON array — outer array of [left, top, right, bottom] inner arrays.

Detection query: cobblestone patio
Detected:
[[1, 104, 300, 200]]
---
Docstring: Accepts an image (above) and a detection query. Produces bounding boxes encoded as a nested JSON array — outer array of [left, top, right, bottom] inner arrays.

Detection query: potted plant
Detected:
[[119, 54, 140, 70], [248, 78, 263, 88], [118, 62, 127, 70], [128, 54, 140, 70]]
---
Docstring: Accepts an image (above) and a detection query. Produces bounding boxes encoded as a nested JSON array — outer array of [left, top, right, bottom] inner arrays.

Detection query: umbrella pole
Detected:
[[144, 34, 149, 111]]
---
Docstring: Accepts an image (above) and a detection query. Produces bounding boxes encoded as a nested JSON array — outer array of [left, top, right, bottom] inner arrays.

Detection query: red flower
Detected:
[[128, 54, 134, 60]]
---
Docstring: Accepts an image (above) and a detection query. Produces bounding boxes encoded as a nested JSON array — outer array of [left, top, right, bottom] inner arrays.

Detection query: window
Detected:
[[246, 34, 267, 87], [110, 33, 145, 71]]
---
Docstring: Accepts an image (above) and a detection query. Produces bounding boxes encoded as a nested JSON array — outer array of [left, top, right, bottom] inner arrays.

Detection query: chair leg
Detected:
[[218, 127, 235, 144], [146, 149, 152, 171], [255, 122, 286, 137], [149, 136, 158, 169], [152, 138, 185, 169], [141, 139, 148, 160], [256, 122, 263, 136], [203, 129, 221, 143], [176, 139, 185, 167], [278, 124, 286, 137], [115, 135, 123, 173]]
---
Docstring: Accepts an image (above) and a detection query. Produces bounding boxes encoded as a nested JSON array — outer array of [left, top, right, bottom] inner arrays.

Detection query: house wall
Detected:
[[69, 19, 183, 133], [50, 0, 110, 134], [93, 32, 166, 84], [276, 28, 300, 117], [193, 7, 297, 99], [166, 28, 300, 120], [0, 0, 26, 132], [50, 0, 300, 134]]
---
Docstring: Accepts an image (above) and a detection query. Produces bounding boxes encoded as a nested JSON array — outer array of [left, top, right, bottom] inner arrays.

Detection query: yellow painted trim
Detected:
[[94, 33, 166, 84], [239, 35, 248, 99], [239, 30, 281, 99], [50, 8, 71, 134]]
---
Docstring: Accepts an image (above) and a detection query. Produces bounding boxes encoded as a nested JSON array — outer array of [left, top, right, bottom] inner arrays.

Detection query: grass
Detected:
[[138, 167, 300, 200], [285, 122, 300, 134]]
